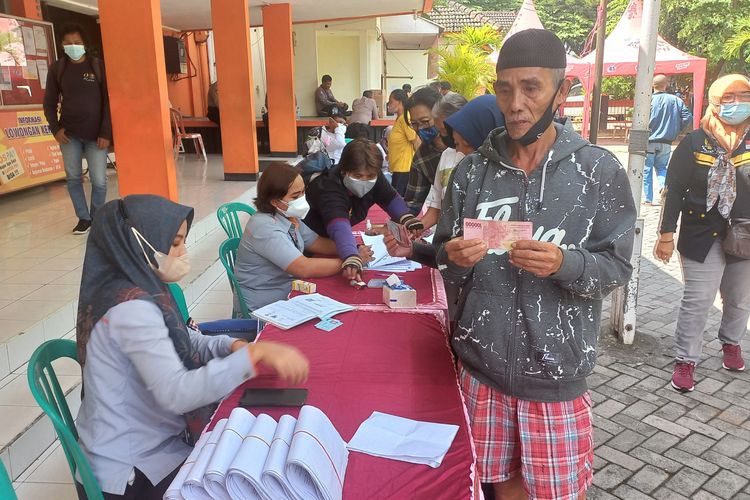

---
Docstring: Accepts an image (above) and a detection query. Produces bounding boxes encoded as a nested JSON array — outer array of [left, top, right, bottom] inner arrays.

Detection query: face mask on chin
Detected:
[[131, 227, 191, 284], [514, 80, 564, 146]]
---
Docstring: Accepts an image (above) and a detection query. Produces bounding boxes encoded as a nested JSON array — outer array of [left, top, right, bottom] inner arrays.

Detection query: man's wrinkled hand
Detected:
[[508, 240, 563, 277], [444, 237, 488, 268]]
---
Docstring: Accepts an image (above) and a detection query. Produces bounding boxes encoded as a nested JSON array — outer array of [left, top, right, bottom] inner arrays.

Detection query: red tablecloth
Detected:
[[294, 267, 440, 306], [352, 206, 389, 231], [209, 311, 475, 500]]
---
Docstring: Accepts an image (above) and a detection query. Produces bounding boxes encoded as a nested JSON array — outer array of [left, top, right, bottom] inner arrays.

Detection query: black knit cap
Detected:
[[496, 29, 567, 71]]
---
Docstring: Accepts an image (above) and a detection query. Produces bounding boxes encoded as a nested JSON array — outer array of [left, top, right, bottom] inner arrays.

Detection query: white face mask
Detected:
[[131, 227, 191, 283], [279, 195, 310, 219]]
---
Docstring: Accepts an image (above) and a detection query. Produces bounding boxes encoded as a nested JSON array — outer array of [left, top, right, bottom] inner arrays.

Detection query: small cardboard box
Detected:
[[368, 89, 385, 118], [383, 282, 417, 309]]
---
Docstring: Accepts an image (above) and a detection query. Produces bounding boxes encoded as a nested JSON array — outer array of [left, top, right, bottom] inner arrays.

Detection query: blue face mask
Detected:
[[63, 44, 86, 61], [719, 103, 750, 125], [417, 126, 439, 143]]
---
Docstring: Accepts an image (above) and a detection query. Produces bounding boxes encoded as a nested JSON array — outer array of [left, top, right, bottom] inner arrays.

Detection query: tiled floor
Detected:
[[0, 154, 257, 496], [0, 154, 255, 342]]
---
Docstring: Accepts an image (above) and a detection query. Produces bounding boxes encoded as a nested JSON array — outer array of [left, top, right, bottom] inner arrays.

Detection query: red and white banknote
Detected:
[[463, 219, 533, 250]]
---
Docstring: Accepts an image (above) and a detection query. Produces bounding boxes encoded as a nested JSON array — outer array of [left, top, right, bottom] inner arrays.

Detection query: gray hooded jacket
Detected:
[[434, 123, 636, 402]]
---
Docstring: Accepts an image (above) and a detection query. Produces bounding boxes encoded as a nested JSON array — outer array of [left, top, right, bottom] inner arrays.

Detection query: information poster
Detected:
[[0, 15, 56, 106], [0, 108, 64, 195]]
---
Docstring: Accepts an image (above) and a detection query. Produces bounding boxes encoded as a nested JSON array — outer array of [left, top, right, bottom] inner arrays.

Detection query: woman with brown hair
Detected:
[[656, 74, 750, 392], [234, 162, 367, 312], [304, 138, 422, 282]]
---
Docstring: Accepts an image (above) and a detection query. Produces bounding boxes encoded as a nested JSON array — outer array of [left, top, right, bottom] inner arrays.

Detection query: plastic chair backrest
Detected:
[[219, 238, 251, 319], [27, 340, 104, 500], [168, 283, 190, 322], [170, 108, 187, 136], [0, 461, 17, 500], [217, 202, 256, 239]]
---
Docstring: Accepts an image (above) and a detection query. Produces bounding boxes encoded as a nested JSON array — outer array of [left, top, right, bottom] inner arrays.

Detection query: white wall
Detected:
[[209, 18, 431, 118], [316, 32, 362, 110], [385, 49, 430, 94], [292, 18, 381, 116]]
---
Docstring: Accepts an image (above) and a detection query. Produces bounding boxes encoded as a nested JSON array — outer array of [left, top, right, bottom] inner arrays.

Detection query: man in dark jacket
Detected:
[[434, 30, 636, 500], [43, 24, 112, 235]]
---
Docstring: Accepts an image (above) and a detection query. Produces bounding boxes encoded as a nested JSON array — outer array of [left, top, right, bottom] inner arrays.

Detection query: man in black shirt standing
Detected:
[[43, 24, 112, 234]]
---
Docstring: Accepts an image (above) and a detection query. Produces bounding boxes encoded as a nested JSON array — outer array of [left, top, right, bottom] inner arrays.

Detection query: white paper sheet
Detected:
[[21, 27, 36, 56], [36, 59, 48, 90], [164, 430, 212, 500], [261, 414, 303, 500], [286, 406, 348, 500], [347, 412, 459, 468], [32, 26, 48, 57], [181, 418, 227, 500], [204, 408, 256, 500], [252, 294, 353, 330], [361, 233, 422, 272], [225, 413, 278, 500]]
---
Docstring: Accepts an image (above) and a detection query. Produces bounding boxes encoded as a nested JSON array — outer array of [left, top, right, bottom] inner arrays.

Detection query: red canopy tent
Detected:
[[582, 0, 707, 134], [493, 0, 594, 135]]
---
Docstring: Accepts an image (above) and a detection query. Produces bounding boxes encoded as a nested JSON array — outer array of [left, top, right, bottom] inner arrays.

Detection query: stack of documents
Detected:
[[252, 294, 354, 330], [347, 412, 459, 468], [166, 406, 348, 500], [361, 234, 422, 273]]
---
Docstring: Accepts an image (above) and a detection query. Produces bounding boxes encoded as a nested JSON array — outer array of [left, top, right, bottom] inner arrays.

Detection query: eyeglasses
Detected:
[[720, 92, 750, 104]]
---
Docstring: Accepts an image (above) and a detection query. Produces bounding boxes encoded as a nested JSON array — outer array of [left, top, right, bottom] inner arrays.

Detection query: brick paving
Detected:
[[589, 151, 750, 500]]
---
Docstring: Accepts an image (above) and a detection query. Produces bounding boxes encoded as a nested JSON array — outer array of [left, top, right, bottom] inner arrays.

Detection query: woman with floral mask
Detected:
[[75, 195, 308, 499], [656, 74, 750, 393], [304, 138, 423, 282], [234, 162, 365, 312]]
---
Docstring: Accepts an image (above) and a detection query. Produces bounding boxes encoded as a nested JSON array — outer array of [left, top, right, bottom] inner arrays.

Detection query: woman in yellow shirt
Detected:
[[386, 89, 421, 196]]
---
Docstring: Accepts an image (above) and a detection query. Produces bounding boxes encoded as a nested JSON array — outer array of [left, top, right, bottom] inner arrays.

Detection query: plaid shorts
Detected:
[[460, 365, 594, 500]]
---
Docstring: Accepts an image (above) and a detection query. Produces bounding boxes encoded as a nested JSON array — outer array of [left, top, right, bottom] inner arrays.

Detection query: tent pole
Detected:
[[589, 0, 607, 143], [610, 0, 661, 344]]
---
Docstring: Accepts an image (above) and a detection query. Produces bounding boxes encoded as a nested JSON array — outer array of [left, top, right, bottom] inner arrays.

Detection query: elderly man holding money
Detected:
[[433, 29, 636, 500]]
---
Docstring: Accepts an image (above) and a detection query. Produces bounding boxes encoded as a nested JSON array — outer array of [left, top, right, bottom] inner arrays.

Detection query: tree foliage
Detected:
[[432, 27, 499, 98], [452, 0, 750, 80]]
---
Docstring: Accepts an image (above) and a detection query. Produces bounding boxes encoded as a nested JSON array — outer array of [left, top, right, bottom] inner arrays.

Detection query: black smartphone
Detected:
[[239, 388, 308, 408]]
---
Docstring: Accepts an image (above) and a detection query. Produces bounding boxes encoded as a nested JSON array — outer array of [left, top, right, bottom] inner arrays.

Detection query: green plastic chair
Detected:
[[27, 339, 104, 500], [0, 461, 17, 500], [217, 202, 256, 239], [168, 282, 190, 322], [219, 237, 252, 319]]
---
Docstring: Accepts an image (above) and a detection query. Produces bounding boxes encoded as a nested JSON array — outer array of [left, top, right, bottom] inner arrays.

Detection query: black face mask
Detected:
[[441, 124, 456, 149], [517, 80, 563, 147]]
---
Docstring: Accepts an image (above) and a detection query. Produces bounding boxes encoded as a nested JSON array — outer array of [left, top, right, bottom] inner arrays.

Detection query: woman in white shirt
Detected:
[[75, 195, 309, 499]]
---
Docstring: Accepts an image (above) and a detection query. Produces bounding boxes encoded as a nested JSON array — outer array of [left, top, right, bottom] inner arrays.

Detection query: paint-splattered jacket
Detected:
[[435, 123, 637, 402]]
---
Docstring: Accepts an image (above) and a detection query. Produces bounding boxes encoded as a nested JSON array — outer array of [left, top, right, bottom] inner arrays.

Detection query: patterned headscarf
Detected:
[[701, 74, 750, 218], [76, 195, 195, 368]]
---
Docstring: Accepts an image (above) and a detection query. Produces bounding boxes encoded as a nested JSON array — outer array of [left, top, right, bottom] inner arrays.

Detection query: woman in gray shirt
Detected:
[[235, 162, 372, 312], [74, 195, 309, 499]]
